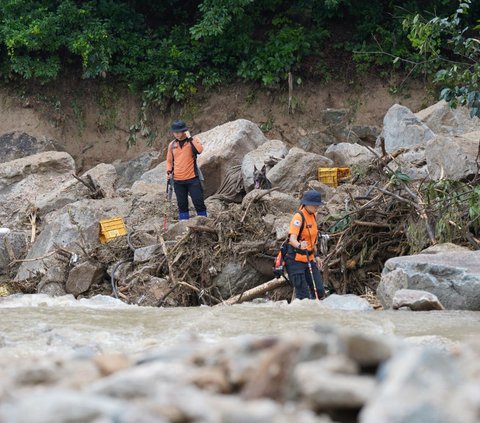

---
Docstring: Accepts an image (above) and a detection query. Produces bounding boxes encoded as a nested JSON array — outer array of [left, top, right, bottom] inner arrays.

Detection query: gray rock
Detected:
[[66, 261, 104, 296], [0, 132, 61, 163], [35, 163, 117, 216], [302, 181, 336, 202], [392, 289, 444, 311], [135, 161, 167, 186], [37, 257, 69, 295], [213, 262, 268, 299], [197, 119, 269, 196], [378, 251, 480, 310], [0, 151, 76, 227], [271, 214, 292, 241], [416, 100, 480, 136], [294, 364, 376, 409], [164, 216, 211, 241], [267, 148, 333, 193], [376, 269, 408, 309], [37, 281, 66, 297], [113, 151, 159, 188], [325, 143, 375, 167], [0, 390, 165, 423], [15, 198, 131, 280], [383, 104, 435, 153], [340, 332, 393, 367], [83, 163, 117, 198], [360, 348, 475, 423], [426, 134, 480, 180], [420, 243, 471, 254]]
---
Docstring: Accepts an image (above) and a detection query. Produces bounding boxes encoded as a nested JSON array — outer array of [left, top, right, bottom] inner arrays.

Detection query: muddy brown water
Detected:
[[1, 295, 478, 361]]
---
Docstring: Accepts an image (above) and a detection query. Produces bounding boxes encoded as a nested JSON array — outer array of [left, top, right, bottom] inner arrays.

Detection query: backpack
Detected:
[[170, 138, 205, 184], [273, 210, 305, 280]]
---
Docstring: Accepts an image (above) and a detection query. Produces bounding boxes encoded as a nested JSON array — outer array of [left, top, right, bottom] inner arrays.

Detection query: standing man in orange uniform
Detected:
[[166, 120, 207, 220], [285, 190, 325, 300]]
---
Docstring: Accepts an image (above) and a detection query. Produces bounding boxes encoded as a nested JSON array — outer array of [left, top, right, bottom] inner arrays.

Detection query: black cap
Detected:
[[301, 190, 324, 206], [171, 120, 188, 132]]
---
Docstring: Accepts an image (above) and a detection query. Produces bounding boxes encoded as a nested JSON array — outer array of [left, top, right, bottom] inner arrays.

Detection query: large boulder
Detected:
[[382, 104, 435, 153], [377, 251, 480, 310], [15, 198, 131, 280], [426, 134, 480, 180], [267, 148, 333, 193], [212, 262, 268, 299], [360, 347, 476, 423], [113, 152, 160, 189], [416, 100, 480, 136], [197, 120, 269, 196], [135, 161, 167, 186], [241, 140, 288, 191], [0, 132, 61, 163], [325, 143, 376, 167], [0, 151, 76, 227], [66, 261, 105, 296], [35, 163, 118, 216]]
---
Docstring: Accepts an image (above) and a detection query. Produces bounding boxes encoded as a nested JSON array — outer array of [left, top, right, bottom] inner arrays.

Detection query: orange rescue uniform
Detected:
[[166, 137, 203, 181], [288, 207, 318, 263]]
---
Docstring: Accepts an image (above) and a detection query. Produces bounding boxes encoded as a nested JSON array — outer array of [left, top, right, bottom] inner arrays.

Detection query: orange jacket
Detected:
[[166, 136, 203, 181], [288, 207, 318, 262]]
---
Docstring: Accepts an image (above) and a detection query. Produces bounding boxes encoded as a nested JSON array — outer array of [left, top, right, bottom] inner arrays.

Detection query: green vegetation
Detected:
[[0, 0, 478, 120], [404, 0, 480, 117]]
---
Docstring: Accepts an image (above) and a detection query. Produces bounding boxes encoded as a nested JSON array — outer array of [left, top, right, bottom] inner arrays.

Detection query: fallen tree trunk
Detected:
[[223, 277, 288, 305]]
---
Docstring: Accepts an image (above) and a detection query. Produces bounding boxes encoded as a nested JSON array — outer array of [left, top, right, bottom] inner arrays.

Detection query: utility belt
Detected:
[[292, 247, 314, 255]]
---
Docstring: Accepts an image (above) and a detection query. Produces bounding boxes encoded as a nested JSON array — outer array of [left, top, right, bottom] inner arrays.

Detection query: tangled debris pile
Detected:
[[87, 191, 290, 307], [58, 164, 480, 308], [320, 157, 480, 296]]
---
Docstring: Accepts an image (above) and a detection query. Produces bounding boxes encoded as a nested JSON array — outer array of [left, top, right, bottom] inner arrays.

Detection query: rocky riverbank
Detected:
[[0, 100, 479, 310], [0, 294, 479, 423]]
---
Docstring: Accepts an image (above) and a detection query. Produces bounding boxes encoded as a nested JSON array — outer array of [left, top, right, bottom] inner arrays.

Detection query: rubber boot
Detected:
[[197, 210, 208, 217], [179, 211, 190, 220]]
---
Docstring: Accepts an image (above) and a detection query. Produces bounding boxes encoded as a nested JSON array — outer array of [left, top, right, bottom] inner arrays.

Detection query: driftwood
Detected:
[[159, 234, 221, 305], [223, 277, 288, 305], [72, 173, 105, 199], [241, 187, 279, 222]]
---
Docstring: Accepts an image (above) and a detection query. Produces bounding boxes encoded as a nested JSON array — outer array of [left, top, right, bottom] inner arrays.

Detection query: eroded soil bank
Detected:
[[0, 76, 430, 171]]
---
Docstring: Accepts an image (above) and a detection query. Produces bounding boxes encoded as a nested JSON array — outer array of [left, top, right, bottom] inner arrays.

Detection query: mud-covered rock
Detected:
[[0, 132, 61, 164]]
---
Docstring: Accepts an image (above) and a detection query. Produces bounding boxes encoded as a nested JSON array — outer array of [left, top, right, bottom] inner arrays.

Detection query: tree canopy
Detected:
[[0, 0, 478, 112]]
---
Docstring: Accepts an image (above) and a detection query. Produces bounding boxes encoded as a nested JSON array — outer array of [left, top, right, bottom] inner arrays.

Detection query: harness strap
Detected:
[[170, 138, 203, 180]]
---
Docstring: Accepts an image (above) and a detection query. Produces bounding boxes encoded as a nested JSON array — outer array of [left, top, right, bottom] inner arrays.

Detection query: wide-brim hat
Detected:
[[301, 190, 324, 206], [171, 120, 188, 132]]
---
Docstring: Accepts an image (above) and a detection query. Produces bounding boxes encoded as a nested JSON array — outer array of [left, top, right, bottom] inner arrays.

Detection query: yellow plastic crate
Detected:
[[99, 217, 127, 244], [318, 167, 351, 187], [0, 285, 10, 297]]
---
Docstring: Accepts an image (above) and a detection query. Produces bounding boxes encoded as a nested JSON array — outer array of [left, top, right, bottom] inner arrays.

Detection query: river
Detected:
[[1, 294, 478, 361]]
